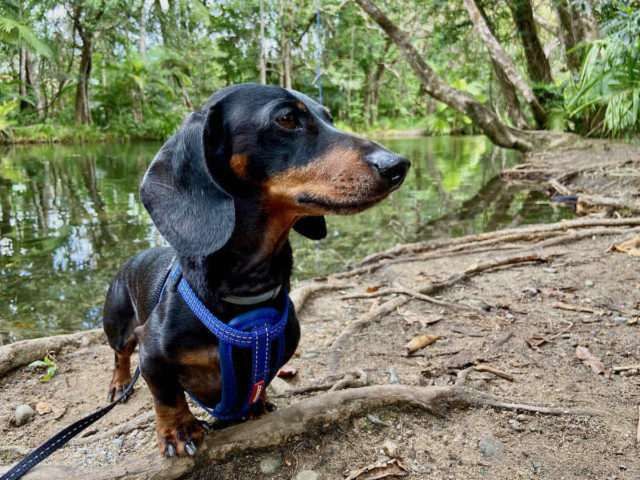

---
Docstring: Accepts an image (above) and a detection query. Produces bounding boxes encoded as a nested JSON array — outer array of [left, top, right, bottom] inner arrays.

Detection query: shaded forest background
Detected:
[[0, 0, 638, 145]]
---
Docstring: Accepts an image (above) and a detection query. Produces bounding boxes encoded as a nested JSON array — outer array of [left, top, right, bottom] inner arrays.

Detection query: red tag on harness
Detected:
[[249, 380, 265, 404]]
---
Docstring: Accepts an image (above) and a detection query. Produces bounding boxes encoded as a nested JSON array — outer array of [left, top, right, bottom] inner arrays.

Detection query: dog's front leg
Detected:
[[139, 349, 206, 457]]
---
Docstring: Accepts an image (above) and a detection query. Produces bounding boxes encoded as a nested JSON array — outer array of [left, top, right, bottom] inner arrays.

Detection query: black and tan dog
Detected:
[[103, 83, 410, 457]]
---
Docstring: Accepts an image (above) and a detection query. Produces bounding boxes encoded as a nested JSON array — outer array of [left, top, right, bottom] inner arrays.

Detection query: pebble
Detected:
[[301, 352, 317, 360], [522, 286, 538, 295], [14, 404, 36, 426], [585, 280, 594, 287], [113, 438, 124, 447], [543, 268, 557, 274], [382, 439, 398, 457], [259, 455, 282, 475], [532, 460, 542, 470], [478, 435, 505, 459], [614, 316, 630, 324], [508, 419, 525, 432], [295, 470, 321, 480], [389, 367, 400, 384], [506, 312, 515, 320]]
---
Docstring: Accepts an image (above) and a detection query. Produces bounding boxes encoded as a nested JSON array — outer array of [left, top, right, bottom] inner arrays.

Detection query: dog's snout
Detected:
[[365, 148, 411, 188]]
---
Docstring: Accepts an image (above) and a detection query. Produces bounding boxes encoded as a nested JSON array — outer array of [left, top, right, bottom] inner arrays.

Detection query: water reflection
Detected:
[[0, 137, 572, 342]]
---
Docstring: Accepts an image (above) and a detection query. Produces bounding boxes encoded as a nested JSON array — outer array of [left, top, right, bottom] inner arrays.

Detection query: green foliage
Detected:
[[567, 1, 640, 137], [0, 13, 52, 57], [0, 0, 638, 142], [28, 355, 58, 382]]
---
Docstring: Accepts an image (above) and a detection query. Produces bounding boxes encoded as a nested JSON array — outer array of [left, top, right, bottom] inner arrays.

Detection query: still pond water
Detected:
[[0, 136, 573, 343]]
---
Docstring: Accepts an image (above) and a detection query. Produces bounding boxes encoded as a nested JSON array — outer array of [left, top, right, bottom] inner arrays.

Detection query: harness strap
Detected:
[[167, 264, 288, 420]]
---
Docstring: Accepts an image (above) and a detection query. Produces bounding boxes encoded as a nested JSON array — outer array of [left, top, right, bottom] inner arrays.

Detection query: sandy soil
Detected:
[[1, 225, 639, 479]]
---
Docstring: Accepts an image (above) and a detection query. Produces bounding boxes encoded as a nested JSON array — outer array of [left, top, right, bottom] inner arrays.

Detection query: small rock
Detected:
[[515, 414, 527, 422], [113, 438, 124, 447], [478, 435, 505, 459], [506, 312, 515, 320], [259, 455, 282, 475], [522, 286, 538, 295], [584, 280, 594, 287], [14, 405, 36, 426], [508, 419, 524, 432], [301, 352, 317, 360], [543, 268, 557, 274], [295, 470, 321, 480], [389, 367, 400, 384], [366, 414, 391, 427], [382, 439, 398, 457], [532, 460, 542, 470], [614, 316, 630, 324]]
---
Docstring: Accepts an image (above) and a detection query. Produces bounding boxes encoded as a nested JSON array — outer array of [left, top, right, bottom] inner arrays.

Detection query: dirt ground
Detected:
[[1, 143, 640, 480]]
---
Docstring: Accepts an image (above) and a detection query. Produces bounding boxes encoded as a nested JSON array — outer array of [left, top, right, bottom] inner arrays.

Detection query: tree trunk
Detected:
[[477, 1, 530, 129], [354, 0, 578, 151], [571, 0, 598, 43], [25, 50, 43, 115], [139, 4, 147, 56], [507, 0, 553, 84], [554, 1, 581, 74], [363, 68, 373, 126], [462, 0, 547, 127], [370, 40, 391, 125], [75, 35, 93, 124], [259, 0, 266, 84], [19, 47, 28, 111]]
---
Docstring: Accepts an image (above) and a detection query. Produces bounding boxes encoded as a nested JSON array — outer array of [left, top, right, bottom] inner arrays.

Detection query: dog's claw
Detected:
[[107, 392, 114, 402], [185, 441, 197, 456], [199, 420, 212, 433], [166, 444, 175, 457]]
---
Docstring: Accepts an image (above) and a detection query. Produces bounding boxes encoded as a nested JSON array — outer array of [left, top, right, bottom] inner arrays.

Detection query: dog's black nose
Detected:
[[365, 147, 411, 188]]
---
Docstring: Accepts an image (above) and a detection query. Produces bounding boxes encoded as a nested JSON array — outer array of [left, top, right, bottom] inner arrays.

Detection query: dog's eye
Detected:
[[276, 113, 297, 130]]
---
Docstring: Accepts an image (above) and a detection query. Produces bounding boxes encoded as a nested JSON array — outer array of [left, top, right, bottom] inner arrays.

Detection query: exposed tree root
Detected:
[[6, 384, 591, 480], [289, 282, 348, 313], [329, 254, 547, 371], [0, 329, 104, 378], [337, 218, 640, 279], [69, 411, 155, 446], [341, 287, 483, 313], [577, 194, 640, 215]]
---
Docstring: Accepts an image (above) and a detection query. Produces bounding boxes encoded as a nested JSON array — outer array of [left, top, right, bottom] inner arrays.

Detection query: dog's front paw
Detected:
[[108, 370, 133, 403], [155, 400, 206, 457]]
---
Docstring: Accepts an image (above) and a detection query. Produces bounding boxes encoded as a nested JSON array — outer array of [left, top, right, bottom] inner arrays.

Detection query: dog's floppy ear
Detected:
[[139, 106, 235, 256], [293, 216, 327, 240]]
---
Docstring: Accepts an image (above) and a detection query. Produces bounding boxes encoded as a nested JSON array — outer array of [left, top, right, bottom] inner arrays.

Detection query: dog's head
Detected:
[[140, 83, 410, 256]]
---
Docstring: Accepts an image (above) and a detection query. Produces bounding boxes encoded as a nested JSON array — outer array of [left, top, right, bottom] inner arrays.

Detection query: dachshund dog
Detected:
[[102, 83, 410, 457]]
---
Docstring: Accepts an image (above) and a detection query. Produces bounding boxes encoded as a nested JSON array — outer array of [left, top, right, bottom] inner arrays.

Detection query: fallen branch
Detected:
[[5, 384, 591, 480], [553, 301, 606, 316], [612, 364, 640, 374], [0, 329, 104, 378], [474, 364, 514, 382]]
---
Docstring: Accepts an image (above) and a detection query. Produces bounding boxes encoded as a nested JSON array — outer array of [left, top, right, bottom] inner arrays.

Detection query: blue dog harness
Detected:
[[161, 263, 289, 421]]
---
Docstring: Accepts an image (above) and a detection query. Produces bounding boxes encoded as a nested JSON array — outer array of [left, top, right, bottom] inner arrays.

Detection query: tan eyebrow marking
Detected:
[[296, 101, 307, 112]]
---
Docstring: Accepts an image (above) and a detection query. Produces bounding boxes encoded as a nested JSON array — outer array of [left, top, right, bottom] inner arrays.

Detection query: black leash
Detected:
[[0, 367, 140, 480], [1, 257, 178, 480]]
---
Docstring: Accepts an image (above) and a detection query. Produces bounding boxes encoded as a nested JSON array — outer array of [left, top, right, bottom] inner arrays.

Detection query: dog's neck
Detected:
[[178, 197, 295, 307]]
